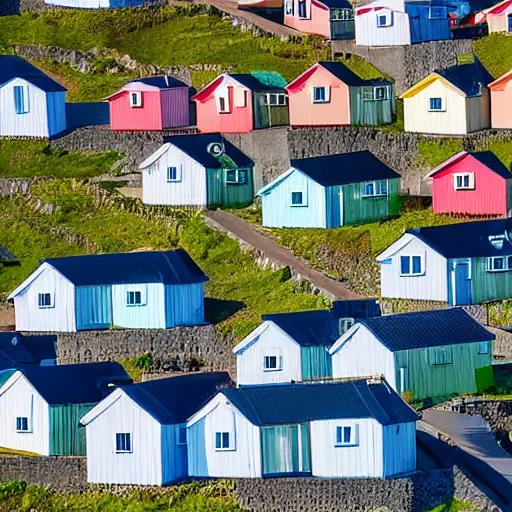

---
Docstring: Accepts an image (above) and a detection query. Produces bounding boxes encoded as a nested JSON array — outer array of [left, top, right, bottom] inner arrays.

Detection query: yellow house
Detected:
[[400, 61, 492, 136]]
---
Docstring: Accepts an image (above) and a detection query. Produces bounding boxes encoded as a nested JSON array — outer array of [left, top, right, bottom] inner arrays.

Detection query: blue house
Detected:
[[0, 332, 56, 370], [257, 151, 401, 228], [234, 299, 381, 386], [0, 56, 67, 138], [7, 249, 208, 332]]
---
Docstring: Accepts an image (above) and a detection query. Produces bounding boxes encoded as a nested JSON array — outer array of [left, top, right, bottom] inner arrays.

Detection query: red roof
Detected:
[[192, 75, 224, 103], [487, 0, 512, 15]]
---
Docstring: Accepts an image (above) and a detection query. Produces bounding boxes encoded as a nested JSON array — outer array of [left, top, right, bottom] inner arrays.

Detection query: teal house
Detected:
[[257, 151, 401, 228]]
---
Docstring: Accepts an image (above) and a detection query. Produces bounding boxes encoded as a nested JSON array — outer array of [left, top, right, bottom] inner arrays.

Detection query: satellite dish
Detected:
[[11, 337, 18, 346], [207, 142, 225, 157]]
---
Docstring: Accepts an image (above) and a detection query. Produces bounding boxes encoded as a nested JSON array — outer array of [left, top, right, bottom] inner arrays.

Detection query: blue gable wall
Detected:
[[405, 3, 452, 43]]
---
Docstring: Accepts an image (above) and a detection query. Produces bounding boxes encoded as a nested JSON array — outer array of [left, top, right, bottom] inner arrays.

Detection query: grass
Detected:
[[0, 141, 119, 179], [428, 499, 476, 512], [474, 33, 512, 80], [416, 138, 464, 168]]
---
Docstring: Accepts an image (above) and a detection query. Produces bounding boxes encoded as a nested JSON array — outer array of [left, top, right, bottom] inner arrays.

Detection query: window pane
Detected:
[[222, 432, 230, 448], [495, 257, 504, 270], [365, 182, 375, 195], [343, 426, 351, 443], [400, 256, 410, 275], [167, 167, 177, 181], [238, 170, 248, 184], [508, 255, 512, 269], [463, 175, 470, 187], [291, 192, 303, 205], [456, 175, 463, 188], [430, 98, 442, 110], [378, 180, 387, 195], [479, 341, 489, 354], [336, 426, 342, 444], [215, 432, 221, 449], [412, 256, 421, 274]]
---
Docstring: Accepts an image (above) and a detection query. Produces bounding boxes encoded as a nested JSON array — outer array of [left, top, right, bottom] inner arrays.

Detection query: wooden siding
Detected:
[[466, 89, 491, 134], [382, 422, 416, 477], [45, 92, 67, 137], [284, 0, 331, 37], [109, 90, 163, 131], [487, 7, 512, 33], [206, 168, 254, 207], [471, 256, 512, 303], [76, 285, 112, 331], [349, 86, 395, 126], [491, 78, 512, 129], [162, 424, 188, 484], [49, 403, 92, 455], [325, 185, 342, 228], [355, 3, 411, 46], [160, 88, 190, 129], [164, 283, 205, 328], [253, 93, 289, 130]]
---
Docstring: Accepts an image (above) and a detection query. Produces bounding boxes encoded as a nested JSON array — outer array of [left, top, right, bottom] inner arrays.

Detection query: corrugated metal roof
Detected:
[[436, 60, 493, 97], [319, 0, 353, 8], [129, 76, 188, 89], [122, 372, 231, 424], [359, 308, 494, 352], [230, 73, 286, 92], [406, 219, 512, 258], [163, 133, 254, 169], [0, 56, 67, 92], [223, 379, 419, 426], [17, 363, 131, 405], [319, 61, 391, 87], [0, 333, 56, 369], [44, 249, 208, 287]]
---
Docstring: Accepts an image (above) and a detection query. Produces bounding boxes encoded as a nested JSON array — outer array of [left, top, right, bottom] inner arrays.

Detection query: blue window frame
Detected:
[[38, 293, 52, 308], [429, 97, 443, 111], [215, 432, 231, 450], [167, 167, 178, 182], [126, 291, 142, 306], [478, 341, 490, 355], [115, 433, 132, 453], [363, 180, 387, 197], [400, 255, 423, 276], [291, 191, 304, 206], [16, 417, 28, 432], [13, 86, 28, 114]]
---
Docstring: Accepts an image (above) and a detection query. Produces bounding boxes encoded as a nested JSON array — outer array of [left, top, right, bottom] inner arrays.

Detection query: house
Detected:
[[0, 245, 18, 266], [329, 308, 495, 401], [139, 134, 254, 207], [283, 0, 355, 40], [43, 0, 149, 8], [257, 151, 401, 228], [377, 218, 512, 305], [0, 362, 130, 456], [400, 60, 492, 135], [285, 61, 395, 127], [0, 55, 67, 138], [187, 378, 419, 479], [482, 0, 512, 33], [193, 72, 289, 133], [234, 300, 381, 386], [0, 332, 56, 371], [426, 151, 512, 217], [80, 372, 230, 486], [105, 76, 189, 131], [7, 249, 208, 332], [489, 70, 512, 129]]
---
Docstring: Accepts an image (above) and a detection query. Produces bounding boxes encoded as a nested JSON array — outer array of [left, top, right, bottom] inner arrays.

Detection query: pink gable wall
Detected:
[[109, 90, 163, 131], [284, 0, 330, 37], [160, 88, 190, 128], [287, 65, 351, 126], [432, 154, 508, 217], [490, 78, 512, 129]]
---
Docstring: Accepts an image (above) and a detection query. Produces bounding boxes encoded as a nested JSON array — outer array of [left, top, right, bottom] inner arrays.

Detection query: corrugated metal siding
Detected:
[[160, 88, 190, 129], [253, 93, 289, 130], [382, 422, 416, 477], [284, 0, 331, 37], [393, 341, 493, 401], [109, 90, 163, 131], [355, 8, 411, 46], [325, 185, 342, 228], [466, 89, 491, 134], [49, 403, 93, 455], [310, 418, 384, 477], [76, 285, 112, 331], [187, 399, 262, 478], [490, 81, 512, 129], [261, 169, 327, 228], [45, 92, 67, 137], [161, 423, 188, 484], [301, 346, 332, 380], [164, 283, 205, 328], [406, 4, 451, 43], [206, 168, 254, 207], [487, 10, 512, 33], [471, 256, 512, 303], [349, 86, 394, 126]]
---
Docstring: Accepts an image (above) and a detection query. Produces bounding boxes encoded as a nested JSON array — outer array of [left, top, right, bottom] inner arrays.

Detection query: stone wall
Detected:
[[0, 0, 48, 14], [487, 327, 512, 361], [0, 178, 34, 198]]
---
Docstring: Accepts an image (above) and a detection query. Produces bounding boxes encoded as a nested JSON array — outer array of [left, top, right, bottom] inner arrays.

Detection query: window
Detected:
[[129, 92, 142, 108], [178, 426, 187, 445], [226, 169, 248, 185], [312, 87, 329, 103], [376, 12, 392, 27], [285, 0, 294, 15], [298, 0, 308, 18], [16, 417, 29, 432], [429, 97, 444, 112], [363, 180, 387, 197], [291, 191, 304, 206], [215, 432, 232, 450], [339, 317, 355, 334], [487, 256, 512, 272], [363, 87, 387, 101], [330, 8, 354, 20], [453, 173, 474, 190], [13, 85, 29, 114], [263, 355, 283, 372], [218, 96, 230, 113], [433, 347, 453, 365], [116, 433, 132, 453], [127, 291, 142, 306], [375, 86, 387, 100], [478, 341, 490, 355], [38, 293, 52, 308], [400, 255, 423, 276], [429, 6, 445, 18], [167, 166, 178, 182], [335, 425, 358, 446], [262, 93, 287, 106]]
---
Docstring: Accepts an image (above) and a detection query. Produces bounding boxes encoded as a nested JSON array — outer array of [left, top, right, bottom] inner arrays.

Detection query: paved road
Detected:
[[204, 210, 363, 300]]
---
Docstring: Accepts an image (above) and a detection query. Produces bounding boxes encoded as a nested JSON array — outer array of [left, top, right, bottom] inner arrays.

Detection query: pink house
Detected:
[[105, 76, 189, 131], [489, 70, 512, 129], [426, 151, 512, 217], [192, 72, 289, 133]]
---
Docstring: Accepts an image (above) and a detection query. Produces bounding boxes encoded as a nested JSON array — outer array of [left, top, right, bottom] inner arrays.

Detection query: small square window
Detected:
[[365, 182, 375, 196], [215, 432, 231, 450], [335, 425, 357, 446], [433, 347, 453, 365], [16, 417, 29, 432], [130, 92, 142, 108], [278, 94, 287, 106], [377, 14, 389, 27], [374, 87, 387, 100], [127, 291, 142, 306], [178, 426, 187, 445], [167, 167, 178, 182], [429, 97, 443, 112], [264, 355, 277, 370], [38, 293, 52, 308], [313, 87, 327, 103], [291, 191, 304, 206], [400, 255, 423, 276], [488, 257, 506, 272], [454, 173, 474, 190], [116, 433, 132, 453], [478, 341, 490, 355]]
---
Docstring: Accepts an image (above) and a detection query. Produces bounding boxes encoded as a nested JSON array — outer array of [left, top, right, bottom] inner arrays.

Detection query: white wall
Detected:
[[382, 421, 416, 476], [188, 397, 262, 478], [379, 236, 448, 301], [142, 145, 207, 206], [236, 323, 302, 386], [355, 8, 411, 46], [13, 265, 76, 332], [85, 392, 165, 485], [310, 418, 384, 477], [0, 374, 50, 455]]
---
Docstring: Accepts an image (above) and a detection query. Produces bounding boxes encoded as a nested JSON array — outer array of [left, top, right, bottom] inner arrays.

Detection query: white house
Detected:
[[80, 372, 230, 486], [0, 55, 67, 138], [187, 378, 419, 479], [7, 249, 208, 332], [234, 300, 381, 386], [0, 363, 130, 456], [139, 134, 254, 208]]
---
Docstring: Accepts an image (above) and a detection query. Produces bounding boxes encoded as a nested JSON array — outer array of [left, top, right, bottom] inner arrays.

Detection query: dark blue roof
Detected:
[[319, 0, 353, 7], [436, 60, 493, 97], [122, 372, 231, 424], [230, 73, 286, 92], [18, 363, 131, 405], [223, 379, 419, 426], [0, 55, 66, 93], [358, 308, 494, 352], [130, 76, 187, 89], [44, 249, 208, 287], [406, 219, 512, 258], [319, 61, 391, 87], [0, 332, 56, 369], [164, 134, 254, 170], [290, 151, 400, 187], [0, 245, 17, 264], [470, 152, 511, 179]]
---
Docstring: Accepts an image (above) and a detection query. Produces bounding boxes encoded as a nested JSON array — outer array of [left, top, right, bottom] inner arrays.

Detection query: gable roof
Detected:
[[121, 372, 231, 424], [11, 363, 131, 405], [129, 76, 187, 89], [485, 0, 512, 15], [0, 333, 56, 369], [220, 379, 419, 426], [426, 151, 511, 179], [0, 56, 67, 93], [489, 69, 512, 90], [319, 0, 353, 7], [355, 308, 494, 352]]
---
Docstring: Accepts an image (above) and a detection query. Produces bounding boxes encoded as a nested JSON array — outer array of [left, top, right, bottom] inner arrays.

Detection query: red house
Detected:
[[426, 151, 512, 217], [192, 72, 289, 134], [105, 76, 189, 131]]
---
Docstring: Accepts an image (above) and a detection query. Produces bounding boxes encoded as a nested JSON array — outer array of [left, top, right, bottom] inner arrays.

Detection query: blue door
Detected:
[[454, 262, 471, 306], [508, 14, 512, 32]]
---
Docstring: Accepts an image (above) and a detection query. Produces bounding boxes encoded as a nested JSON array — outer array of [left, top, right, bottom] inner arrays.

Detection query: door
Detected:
[[454, 261, 471, 306]]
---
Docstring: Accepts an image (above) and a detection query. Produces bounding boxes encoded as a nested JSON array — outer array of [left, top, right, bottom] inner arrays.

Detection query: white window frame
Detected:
[[478, 341, 490, 355], [453, 172, 475, 190], [166, 166, 181, 183], [374, 86, 388, 100], [339, 317, 355, 334], [376, 11, 392, 27], [126, 285, 147, 307], [13, 84, 30, 115], [428, 97, 445, 112], [285, 0, 294, 15], [178, 426, 187, 445], [214, 431, 235, 451], [226, 169, 248, 185], [399, 255, 424, 276], [15, 416, 30, 433], [262, 93, 287, 106], [312, 86, 330, 104], [129, 92, 142, 108], [217, 96, 230, 114], [487, 256, 512, 272], [335, 424, 359, 447], [362, 180, 387, 197], [290, 190, 306, 206], [433, 346, 453, 366], [298, 0, 309, 19], [330, 8, 354, 20], [115, 432, 132, 453], [37, 292, 54, 309]]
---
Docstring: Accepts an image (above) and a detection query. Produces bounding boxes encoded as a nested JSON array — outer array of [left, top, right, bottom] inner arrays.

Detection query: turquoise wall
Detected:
[[75, 285, 112, 331], [471, 256, 512, 304], [349, 86, 395, 127], [301, 346, 332, 380], [49, 403, 94, 456]]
